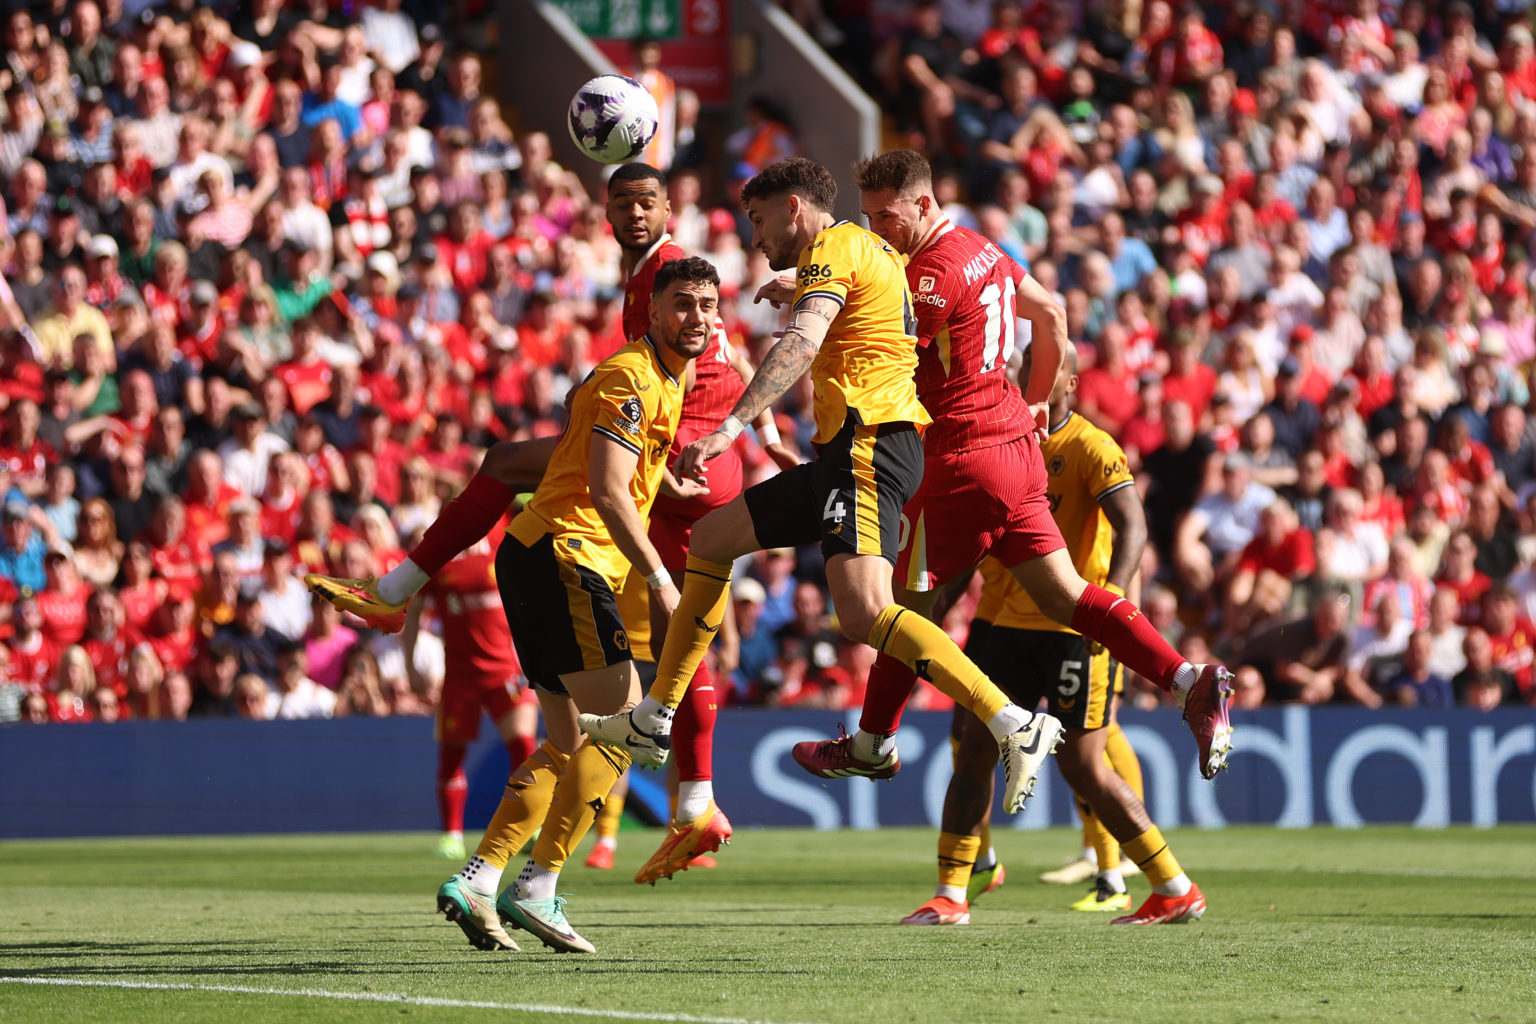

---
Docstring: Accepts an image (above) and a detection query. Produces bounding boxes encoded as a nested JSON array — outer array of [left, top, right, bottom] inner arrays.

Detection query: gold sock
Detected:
[[1122, 825, 1183, 889], [937, 831, 982, 893], [594, 782, 626, 840], [1084, 803, 1120, 875], [869, 605, 1010, 722], [474, 741, 569, 868], [532, 742, 632, 872], [1105, 722, 1145, 801], [648, 554, 732, 707]]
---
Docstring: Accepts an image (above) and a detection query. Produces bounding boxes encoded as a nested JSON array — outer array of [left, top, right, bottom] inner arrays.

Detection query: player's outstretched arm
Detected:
[[1099, 484, 1151, 595], [676, 294, 838, 481], [1016, 270, 1067, 430], [726, 341, 801, 471], [589, 433, 682, 620], [484, 435, 561, 492]]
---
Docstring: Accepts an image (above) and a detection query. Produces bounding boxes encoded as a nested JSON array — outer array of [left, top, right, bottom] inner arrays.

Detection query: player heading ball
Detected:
[[580, 157, 1067, 817]]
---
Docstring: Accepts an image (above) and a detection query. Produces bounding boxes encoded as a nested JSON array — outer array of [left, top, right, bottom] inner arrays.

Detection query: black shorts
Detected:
[[974, 627, 1120, 730], [744, 414, 924, 564], [495, 533, 632, 695]]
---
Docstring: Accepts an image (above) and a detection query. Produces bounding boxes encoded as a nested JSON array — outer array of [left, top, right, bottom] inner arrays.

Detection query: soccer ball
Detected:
[[567, 74, 660, 164]]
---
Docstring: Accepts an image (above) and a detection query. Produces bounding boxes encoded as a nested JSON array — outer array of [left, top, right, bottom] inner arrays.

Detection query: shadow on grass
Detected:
[[0, 939, 819, 980]]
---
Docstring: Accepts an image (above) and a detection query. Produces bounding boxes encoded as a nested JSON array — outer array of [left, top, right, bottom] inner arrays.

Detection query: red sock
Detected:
[[672, 662, 716, 782], [436, 744, 469, 833], [410, 473, 516, 576], [858, 653, 916, 737], [506, 734, 536, 770], [1070, 583, 1184, 692]]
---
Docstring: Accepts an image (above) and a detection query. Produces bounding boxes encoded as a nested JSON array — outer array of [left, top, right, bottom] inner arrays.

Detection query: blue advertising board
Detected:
[[1, 708, 1532, 838]]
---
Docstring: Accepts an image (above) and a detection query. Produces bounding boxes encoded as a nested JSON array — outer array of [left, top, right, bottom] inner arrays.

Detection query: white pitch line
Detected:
[[0, 977, 824, 1024]]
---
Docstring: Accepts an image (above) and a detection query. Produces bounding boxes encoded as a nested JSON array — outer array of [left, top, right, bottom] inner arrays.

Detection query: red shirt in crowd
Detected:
[[6, 633, 59, 692], [1238, 527, 1316, 578], [1488, 618, 1536, 695], [275, 358, 335, 417], [119, 578, 169, 634], [185, 482, 242, 548], [1437, 569, 1491, 624], [1162, 362, 1218, 422], [84, 627, 143, 699], [1074, 362, 1139, 437], [150, 534, 211, 600], [0, 437, 55, 492], [37, 580, 89, 647]]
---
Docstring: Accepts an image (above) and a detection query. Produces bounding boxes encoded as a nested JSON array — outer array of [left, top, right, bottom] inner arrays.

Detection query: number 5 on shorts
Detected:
[[1058, 659, 1083, 697]]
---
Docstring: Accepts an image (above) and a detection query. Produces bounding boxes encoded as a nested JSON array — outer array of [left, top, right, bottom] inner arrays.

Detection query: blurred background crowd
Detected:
[[3, 0, 1535, 725]]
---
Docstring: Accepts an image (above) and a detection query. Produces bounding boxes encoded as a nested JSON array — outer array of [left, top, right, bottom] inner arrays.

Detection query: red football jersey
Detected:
[[623, 235, 688, 341], [422, 532, 521, 684], [6, 634, 59, 692], [37, 582, 89, 647], [906, 218, 1032, 455], [84, 629, 141, 699]]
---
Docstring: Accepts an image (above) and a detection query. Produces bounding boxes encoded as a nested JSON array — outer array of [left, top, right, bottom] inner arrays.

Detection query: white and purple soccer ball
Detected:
[[567, 74, 660, 165]]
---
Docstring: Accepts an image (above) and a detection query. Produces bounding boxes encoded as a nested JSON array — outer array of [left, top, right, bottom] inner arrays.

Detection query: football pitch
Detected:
[[2, 827, 1532, 1024]]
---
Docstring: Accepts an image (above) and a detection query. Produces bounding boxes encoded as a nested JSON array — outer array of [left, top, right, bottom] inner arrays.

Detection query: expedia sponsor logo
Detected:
[[918, 275, 936, 292], [913, 292, 947, 307]]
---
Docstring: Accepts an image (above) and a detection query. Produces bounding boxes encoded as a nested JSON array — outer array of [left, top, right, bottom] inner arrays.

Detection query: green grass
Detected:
[[2, 827, 1533, 1024]]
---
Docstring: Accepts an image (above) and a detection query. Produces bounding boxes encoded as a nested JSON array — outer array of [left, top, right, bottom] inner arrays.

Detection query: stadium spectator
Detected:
[[1238, 584, 1353, 704], [7, 0, 1536, 722]]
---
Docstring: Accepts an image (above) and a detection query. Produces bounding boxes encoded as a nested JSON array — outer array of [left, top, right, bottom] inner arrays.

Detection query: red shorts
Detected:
[[648, 442, 743, 572], [896, 436, 1065, 593], [435, 675, 519, 744]]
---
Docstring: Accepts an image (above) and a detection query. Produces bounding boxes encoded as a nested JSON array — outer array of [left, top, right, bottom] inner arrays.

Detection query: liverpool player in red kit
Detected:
[[403, 528, 538, 861], [782, 153, 1233, 829]]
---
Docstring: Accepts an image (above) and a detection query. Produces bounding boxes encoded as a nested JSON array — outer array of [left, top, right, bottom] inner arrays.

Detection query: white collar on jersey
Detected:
[[642, 333, 680, 383], [625, 232, 674, 282], [909, 215, 955, 260]]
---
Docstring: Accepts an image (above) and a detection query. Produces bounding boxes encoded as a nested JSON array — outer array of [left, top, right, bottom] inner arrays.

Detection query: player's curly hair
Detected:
[[740, 158, 838, 213], [852, 149, 932, 195], [652, 255, 720, 296]]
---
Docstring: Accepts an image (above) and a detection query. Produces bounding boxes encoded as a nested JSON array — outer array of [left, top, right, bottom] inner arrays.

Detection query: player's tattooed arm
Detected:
[[1098, 482, 1150, 594], [731, 293, 840, 422], [675, 295, 837, 480], [727, 343, 801, 470]]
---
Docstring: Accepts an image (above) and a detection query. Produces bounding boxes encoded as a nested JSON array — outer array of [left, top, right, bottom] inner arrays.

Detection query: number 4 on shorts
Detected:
[[823, 491, 846, 523]]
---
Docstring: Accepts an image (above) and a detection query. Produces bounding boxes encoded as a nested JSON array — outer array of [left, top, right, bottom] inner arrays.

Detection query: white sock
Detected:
[[1098, 868, 1126, 894], [936, 884, 966, 903], [676, 780, 713, 821], [515, 859, 558, 902], [631, 695, 675, 735], [460, 854, 501, 894], [1171, 663, 1197, 706], [1154, 873, 1192, 898], [851, 729, 896, 762], [984, 703, 1032, 743], [974, 846, 997, 872], [593, 836, 616, 852], [1081, 846, 1098, 866], [378, 557, 430, 605]]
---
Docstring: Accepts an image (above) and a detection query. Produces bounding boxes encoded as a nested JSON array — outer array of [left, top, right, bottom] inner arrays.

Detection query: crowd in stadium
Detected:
[[2, 0, 1535, 724]]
